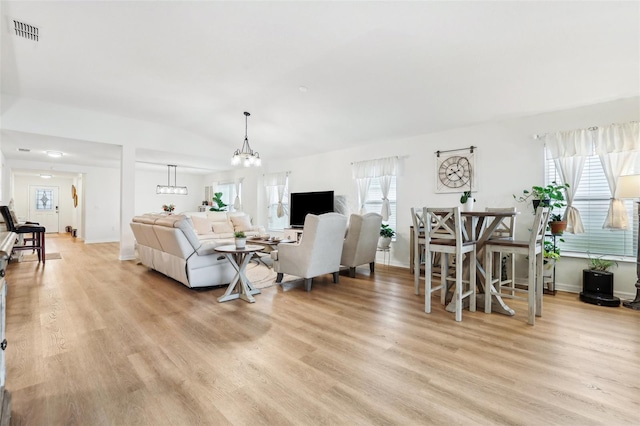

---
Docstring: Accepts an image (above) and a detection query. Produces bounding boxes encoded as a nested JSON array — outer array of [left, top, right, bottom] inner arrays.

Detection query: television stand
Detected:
[[283, 228, 303, 243]]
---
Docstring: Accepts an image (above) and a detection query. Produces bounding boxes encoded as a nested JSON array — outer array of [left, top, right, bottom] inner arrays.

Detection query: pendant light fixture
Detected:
[[156, 164, 188, 195], [231, 111, 261, 167]]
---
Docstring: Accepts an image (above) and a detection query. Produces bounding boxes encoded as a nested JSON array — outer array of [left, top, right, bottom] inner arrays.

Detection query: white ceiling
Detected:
[[1, 1, 638, 174]]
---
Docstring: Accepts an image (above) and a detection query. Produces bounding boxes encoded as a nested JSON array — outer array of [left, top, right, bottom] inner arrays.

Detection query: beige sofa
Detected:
[[130, 214, 236, 288], [180, 211, 265, 241]]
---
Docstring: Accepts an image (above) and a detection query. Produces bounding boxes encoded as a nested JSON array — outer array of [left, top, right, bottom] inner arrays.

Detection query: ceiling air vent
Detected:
[[17, 148, 31, 152], [13, 20, 39, 41]]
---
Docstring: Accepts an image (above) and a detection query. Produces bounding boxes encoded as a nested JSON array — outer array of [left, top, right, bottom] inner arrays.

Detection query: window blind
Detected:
[[545, 150, 637, 257], [364, 176, 397, 235]]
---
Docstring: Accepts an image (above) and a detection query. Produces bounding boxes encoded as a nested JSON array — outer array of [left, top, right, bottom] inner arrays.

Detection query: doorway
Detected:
[[28, 185, 59, 233]]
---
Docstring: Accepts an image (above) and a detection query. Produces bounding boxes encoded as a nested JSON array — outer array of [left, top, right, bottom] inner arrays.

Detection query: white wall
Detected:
[[79, 166, 120, 243], [12, 175, 75, 230], [134, 169, 208, 215], [206, 97, 640, 298]]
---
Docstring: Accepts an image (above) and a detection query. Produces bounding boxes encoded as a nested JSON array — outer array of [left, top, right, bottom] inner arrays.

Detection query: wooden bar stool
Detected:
[[484, 207, 550, 325], [0, 206, 46, 264]]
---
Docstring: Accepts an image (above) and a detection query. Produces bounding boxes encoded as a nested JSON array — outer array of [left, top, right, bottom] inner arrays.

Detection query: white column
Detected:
[[119, 144, 136, 260]]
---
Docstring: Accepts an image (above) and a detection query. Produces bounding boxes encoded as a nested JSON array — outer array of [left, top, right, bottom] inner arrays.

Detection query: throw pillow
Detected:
[[212, 221, 234, 234], [190, 216, 212, 235], [230, 215, 252, 232], [206, 211, 228, 222]]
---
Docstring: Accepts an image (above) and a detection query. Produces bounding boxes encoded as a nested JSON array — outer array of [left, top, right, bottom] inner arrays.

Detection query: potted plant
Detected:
[[162, 203, 175, 214], [378, 224, 395, 249], [543, 240, 560, 266], [549, 213, 567, 235], [209, 192, 228, 212], [513, 181, 570, 211], [234, 231, 247, 249], [460, 191, 475, 212], [581, 254, 620, 306]]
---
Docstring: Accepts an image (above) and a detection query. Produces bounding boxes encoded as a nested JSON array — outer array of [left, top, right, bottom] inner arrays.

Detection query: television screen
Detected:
[[289, 190, 334, 228]]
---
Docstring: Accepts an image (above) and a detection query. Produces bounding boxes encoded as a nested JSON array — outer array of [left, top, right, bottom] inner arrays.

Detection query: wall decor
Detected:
[[435, 146, 476, 194]]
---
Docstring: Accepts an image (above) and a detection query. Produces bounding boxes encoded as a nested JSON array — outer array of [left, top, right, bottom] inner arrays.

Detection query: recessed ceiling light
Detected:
[[46, 151, 63, 158], [40, 174, 52, 179], [298, 86, 308, 93]]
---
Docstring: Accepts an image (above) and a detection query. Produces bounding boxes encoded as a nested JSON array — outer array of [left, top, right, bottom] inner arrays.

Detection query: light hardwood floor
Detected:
[[5, 234, 640, 425]]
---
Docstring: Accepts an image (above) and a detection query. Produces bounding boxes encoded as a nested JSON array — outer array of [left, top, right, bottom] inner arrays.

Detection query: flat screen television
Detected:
[[289, 190, 334, 228]]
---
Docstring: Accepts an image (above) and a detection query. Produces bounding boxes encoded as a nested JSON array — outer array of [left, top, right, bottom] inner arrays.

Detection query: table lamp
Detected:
[[617, 173, 640, 310]]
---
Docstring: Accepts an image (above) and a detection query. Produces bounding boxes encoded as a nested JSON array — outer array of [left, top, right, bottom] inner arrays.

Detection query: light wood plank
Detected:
[[3, 234, 639, 424]]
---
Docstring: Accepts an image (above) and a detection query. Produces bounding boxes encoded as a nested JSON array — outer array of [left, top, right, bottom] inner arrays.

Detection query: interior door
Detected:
[[29, 185, 59, 233]]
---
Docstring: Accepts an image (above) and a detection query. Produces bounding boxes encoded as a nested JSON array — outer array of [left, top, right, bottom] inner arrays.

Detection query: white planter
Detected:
[[235, 238, 247, 249], [378, 236, 392, 249], [461, 198, 474, 212]]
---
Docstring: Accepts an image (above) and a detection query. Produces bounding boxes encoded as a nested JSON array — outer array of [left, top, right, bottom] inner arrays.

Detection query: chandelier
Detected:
[[231, 111, 261, 167], [156, 164, 188, 195]]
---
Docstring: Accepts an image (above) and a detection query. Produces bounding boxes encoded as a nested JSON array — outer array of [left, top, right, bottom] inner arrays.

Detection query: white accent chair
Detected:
[[340, 213, 383, 278], [424, 207, 477, 322], [272, 213, 348, 291], [484, 207, 550, 325]]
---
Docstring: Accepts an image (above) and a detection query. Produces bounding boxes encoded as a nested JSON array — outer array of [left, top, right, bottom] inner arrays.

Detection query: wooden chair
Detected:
[[0, 205, 46, 263], [410, 207, 426, 295], [484, 207, 550, 325], [484, 207, 517, 297], [424, 207, 476, 322]]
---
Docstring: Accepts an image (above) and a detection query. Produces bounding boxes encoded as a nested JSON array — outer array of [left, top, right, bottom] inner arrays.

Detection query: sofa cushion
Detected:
[[206, 211, 229, 223], [230, 215, 253, 232], [191, 215, 213, 235], [212, 221, 234, 234]]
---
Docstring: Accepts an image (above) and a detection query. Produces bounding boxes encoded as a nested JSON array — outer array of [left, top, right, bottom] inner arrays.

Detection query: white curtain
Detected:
[[233, 179, 243, 211], [596, 122, 640, 229], [544, 129, 591, 234], [355, 178, 371, 214], [352, 156, 398, 218], [264, 172, 289, 218]]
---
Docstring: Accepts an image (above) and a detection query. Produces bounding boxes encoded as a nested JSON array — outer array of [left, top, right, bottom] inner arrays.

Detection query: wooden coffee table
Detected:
[[215, 244, 265, 303], [246, 238, 295, 268]]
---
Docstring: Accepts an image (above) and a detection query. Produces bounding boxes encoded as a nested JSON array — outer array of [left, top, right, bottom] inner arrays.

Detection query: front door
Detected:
[[29, 185, 59, 233]]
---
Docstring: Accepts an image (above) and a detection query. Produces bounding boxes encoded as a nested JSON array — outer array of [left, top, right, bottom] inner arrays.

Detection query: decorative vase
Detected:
[[378, 236, 391, 249], [461, 198, 474, 212], [235, 237, 247, 249]]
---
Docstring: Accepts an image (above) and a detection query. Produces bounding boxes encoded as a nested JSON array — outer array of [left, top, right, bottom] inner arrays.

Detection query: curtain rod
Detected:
[[533, 121, 638, 140], [262, 171, 291, 177], [350, 155, 399, 165]]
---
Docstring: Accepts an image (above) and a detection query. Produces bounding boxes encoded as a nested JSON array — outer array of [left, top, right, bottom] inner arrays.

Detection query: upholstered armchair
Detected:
[[340, 213, 383, 277], [271, 213, 348, 291]]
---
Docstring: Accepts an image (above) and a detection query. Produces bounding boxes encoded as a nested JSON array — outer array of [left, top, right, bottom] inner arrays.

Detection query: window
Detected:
[[264, 173, 289, 231], [363, 176, 397, 236], [36, 189, 54, 211], [545, 150, 638, 257], [214, 183, 236, 212]]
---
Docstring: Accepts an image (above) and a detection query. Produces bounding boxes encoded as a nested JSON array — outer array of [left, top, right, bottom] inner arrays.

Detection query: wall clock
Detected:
[[435, 152, 475, 193]]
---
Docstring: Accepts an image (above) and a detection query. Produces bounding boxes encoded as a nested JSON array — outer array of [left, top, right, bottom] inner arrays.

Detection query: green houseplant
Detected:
[[234, 231, 246, 249], [543, 240, 560, 262], [378, 224, 395, 249], [587, 254, 618, 272], [209, 192, 228, 212], [514, 181, 570, 211], [514, 181, 570, 234], [581, 253, 620, 306], [460, 190, 475, 212]]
